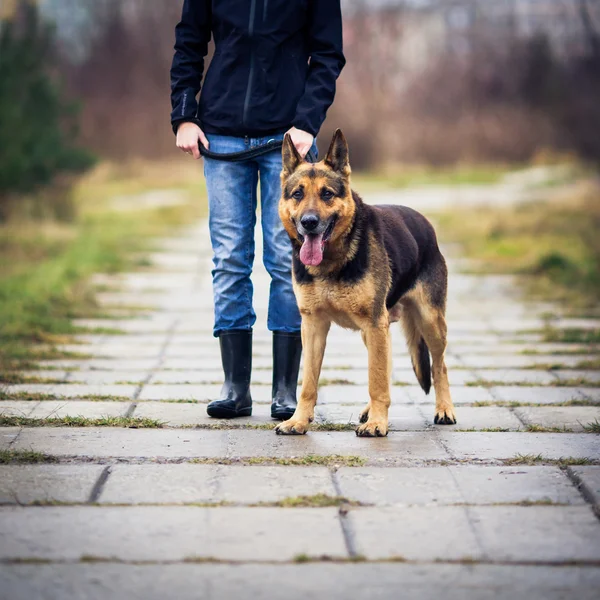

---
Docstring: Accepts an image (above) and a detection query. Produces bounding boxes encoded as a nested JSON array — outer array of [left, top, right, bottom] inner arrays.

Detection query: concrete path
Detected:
[[1, 184, 600, 599]]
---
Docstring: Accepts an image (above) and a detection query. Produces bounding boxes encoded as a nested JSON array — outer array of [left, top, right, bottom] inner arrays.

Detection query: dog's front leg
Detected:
[[356, 324, 391, 437], [275, 314, 330, 435]]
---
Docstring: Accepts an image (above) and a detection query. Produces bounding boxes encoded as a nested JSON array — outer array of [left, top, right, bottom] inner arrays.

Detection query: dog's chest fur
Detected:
[[293, 273, 382, 330]]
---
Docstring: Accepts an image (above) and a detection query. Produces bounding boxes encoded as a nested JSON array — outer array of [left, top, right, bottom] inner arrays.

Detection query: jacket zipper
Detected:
[[242, 0, 258, 129]]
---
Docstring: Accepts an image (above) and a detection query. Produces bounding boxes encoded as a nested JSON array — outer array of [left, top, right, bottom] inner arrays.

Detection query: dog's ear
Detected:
[[324, 129, 350, 176], [282, 134, 303, 177]]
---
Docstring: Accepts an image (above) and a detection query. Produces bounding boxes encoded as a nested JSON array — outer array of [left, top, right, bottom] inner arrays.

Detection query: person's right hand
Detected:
[[176, 122, 209, 159]]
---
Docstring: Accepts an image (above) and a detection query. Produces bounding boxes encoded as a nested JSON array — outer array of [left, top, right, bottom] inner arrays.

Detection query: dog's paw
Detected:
[[275, 419, 310, 435], [359, 404, 371, 424], [434, 407, 457, 425], [356, 419, 388, 437]]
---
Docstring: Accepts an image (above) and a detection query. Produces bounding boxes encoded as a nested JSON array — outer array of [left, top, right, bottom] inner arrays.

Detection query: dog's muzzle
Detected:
[[296, 213, 337, 267]]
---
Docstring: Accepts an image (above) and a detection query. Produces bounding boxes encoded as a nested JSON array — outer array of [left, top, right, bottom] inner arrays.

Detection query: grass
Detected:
[[0, 391, 131, 402], [503, 454, 596, 466], [353, 163, 511, 191], [0, 373, 64, 384], [258, 494, 362, 508], [583, 419, 600, 433], [435, 183, 600, 309], [576, 358, 600, 370], [467, 378, 599, 388], [0, 161, 206, 371], [190, 455, 367, 467], [524, 424, 572, 433], [472, 399, 599, 407], [0, 449, 58, 464], [542, 328, 600, 344], [0, 415, 164, 428]]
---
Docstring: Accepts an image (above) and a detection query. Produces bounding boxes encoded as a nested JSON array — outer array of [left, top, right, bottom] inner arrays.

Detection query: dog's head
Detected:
[[279, 129, 354, 267]]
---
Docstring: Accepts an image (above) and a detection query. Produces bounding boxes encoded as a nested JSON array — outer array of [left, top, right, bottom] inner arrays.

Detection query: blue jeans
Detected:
[[204, 133, 316, 337]]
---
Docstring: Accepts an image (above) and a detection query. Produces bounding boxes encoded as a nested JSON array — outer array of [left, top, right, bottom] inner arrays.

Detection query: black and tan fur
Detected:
[[276, 130, 456, 437]]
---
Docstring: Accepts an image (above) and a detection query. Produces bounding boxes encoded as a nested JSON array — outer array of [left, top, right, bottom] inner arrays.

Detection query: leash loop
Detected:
[[199, 139, 317, 163]]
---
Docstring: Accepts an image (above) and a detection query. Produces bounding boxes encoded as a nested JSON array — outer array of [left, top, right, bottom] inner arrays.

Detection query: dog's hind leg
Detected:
[[408, 278, 456, 425], [356, 323, 391, 437], [275, 315, 330, 435], [420, 308, 455, 424]]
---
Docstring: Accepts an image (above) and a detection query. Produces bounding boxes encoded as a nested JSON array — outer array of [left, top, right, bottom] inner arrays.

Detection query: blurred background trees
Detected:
[[1, 0, 599, 172], [0, 1, 94, 219]]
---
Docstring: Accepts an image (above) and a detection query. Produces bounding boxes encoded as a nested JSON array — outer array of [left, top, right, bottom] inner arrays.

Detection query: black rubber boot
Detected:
[[271, 331, 302, 421], [206, 330, 253, 418]]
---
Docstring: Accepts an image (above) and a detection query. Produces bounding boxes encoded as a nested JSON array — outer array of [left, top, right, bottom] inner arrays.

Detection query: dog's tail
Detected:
[[400, 313, 432, 394], [412, 337, 432, 394]]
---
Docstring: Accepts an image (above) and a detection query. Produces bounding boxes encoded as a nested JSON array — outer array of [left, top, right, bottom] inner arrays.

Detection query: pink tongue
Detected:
[[300, 234, 324, 266]]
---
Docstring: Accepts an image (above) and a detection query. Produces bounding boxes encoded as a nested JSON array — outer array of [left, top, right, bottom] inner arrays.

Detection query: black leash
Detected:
[[199, 139, 317, 163]]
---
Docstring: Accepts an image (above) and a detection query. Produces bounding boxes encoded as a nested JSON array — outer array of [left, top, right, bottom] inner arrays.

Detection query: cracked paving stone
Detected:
[[0, 465, 105, 504], [569, 466, 600, 504]]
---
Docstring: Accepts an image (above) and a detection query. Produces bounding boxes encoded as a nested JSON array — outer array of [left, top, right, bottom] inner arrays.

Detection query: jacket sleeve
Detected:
[[292, 0, 346, 137], [170, 0, 212, 134]]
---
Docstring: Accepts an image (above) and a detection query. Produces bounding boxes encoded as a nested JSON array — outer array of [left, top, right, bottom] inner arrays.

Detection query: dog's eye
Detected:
[[322, 190, 334, 201], [292, 190, 304, 201]]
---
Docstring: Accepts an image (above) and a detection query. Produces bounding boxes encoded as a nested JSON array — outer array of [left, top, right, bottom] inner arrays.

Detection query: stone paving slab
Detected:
[[450, 343, 596, 355], [490, 386, 593, 403], [438, 431, 600, 461], [405, 385, 497, 404], [72, 318, 176, 333], [0, 428, 20, 449], [468, 506, 600, 562], [27, 401, 130, 420], [458, 354, 596, 369], [336, 466, 584, 506], [0, 465, 104, 504], [350, 506, 600, 562], [514, 406, 600, 432], [38, 359, 158, 372], [0, 401, 38, 418], [132, 401, 278, 426], [4, 384, 138, 399], [100, 465, 336, 505], [570, 466, 600, 504], [137, 384, 229, 402], [2, 564, 599, 600], [0, 506, 347, 562], [11, 428, 228, 459], [67, 371, 151, 385], [448, 406, 524, 430], [61, 344, 164, 358], [8, 428, 599, 462], [554, 370, 600, 383], [473, 369, 559, 385], [350, 506, 482, 560]]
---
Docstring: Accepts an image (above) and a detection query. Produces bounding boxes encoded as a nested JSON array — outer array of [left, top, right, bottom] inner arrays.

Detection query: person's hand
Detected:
[[286, 126, 314, 159], [176, 122, 209, 159]]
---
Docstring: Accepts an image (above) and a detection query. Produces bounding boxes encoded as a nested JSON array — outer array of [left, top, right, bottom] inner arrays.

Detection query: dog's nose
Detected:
[[300, 213, 319, 232]]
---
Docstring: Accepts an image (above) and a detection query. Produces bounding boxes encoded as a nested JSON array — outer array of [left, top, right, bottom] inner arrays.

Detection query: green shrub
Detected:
[[0, 3, 94, 220]]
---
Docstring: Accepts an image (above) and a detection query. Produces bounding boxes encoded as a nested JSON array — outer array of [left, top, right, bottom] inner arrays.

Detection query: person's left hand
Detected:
[[286, 127, 314, 158]]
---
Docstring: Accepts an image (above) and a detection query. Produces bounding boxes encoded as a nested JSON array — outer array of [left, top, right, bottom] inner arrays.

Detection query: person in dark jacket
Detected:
[[171, 0, 345, 420]]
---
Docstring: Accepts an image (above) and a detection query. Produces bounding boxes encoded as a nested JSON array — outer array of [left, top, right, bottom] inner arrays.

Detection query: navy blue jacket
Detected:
[[170, 0, 345, 137]]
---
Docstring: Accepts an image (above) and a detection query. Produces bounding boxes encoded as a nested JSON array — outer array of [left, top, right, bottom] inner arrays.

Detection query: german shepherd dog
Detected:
[[276, 130, 456, 437]]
